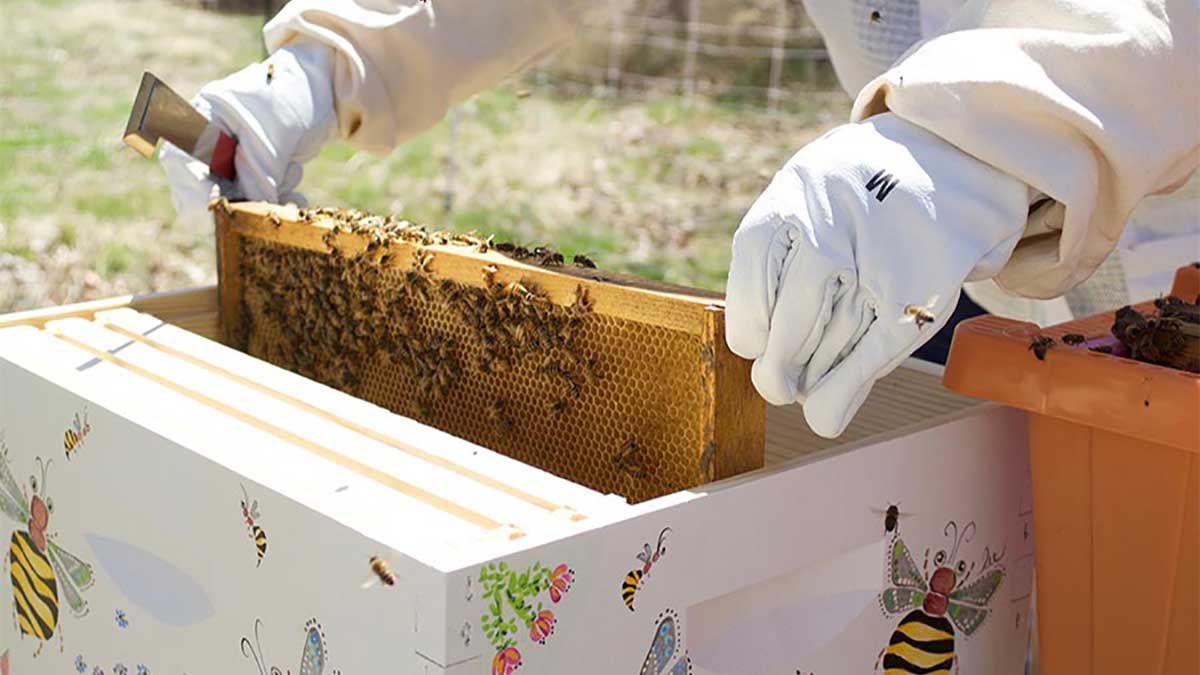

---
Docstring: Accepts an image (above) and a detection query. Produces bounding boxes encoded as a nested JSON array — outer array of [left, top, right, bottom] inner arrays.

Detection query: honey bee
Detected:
[[321, 229, 339, 253], [412, 249, 434, 274], [548, 399, 568, 415], [406, 272, 431, 302], [572, 254, 596, 268], [1028, 336, 1055, 361], [207, 196, 233, 217], [904, 304, 937, 330], [266, 211, 282, 228], [613, 441, 650, 480], [503, 282, 532, 301], [363, 556, 398, 588], [1061, 333, 1086, 346], [489, 399, 514, 433], [572, 286, 593, 314], [540, 251, 564, 267], [580, 357, 600, 385], [481, 265, 499, 286]]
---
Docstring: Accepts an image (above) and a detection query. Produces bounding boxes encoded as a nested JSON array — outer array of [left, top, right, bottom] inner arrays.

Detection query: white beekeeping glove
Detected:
[[158, 42, 337, 228], [726, 113, 1029, 438]]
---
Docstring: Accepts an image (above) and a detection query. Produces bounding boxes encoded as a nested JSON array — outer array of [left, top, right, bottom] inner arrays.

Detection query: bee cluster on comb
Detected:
[[214, 201, 764, 503]]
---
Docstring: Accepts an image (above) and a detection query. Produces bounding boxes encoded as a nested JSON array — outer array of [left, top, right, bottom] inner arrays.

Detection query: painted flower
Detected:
[[115, 609, 129, 629], [491, 646, 522, 675], [529, 610, 556, 644], [114, 665, 129, 675], [136, 666, 149, 675], [75, 655, 87, 673], [548, 564, 573, 603], [92, 667, 105, 675]]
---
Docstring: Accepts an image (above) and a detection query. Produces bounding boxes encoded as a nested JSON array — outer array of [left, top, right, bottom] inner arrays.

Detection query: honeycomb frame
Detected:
[[214, 202, 764, 503]]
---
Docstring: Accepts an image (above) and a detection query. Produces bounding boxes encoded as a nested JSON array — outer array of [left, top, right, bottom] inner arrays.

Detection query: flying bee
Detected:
[[876, 520, 1005, 674], [63, 409, 91, 460], [0, 451, 94, 658], [240, 485, 268, 568], [1028, 336, 1055, 361], [620, 527, 671, 611], [903, 305, 937, 330], [362, 556, 398, 589], [572, 254, 596, 269], [613, 441, 650, 480], [870, 503, 914, 534]]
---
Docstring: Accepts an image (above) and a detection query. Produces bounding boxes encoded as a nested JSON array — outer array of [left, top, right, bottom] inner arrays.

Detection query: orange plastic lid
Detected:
[[944, 265, 1200, 453]]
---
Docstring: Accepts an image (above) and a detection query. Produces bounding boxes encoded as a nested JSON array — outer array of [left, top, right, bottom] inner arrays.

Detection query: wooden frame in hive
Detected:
[[213, 202, 764, 503]]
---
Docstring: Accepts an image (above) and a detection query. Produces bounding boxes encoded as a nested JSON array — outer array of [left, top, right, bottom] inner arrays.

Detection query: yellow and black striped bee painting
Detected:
[[620, 527, 670, 611], [876, 520, 1004, 674], [62, 410, 91, 461], [0, 449, 94, 658], [240, 485, 267, 567]]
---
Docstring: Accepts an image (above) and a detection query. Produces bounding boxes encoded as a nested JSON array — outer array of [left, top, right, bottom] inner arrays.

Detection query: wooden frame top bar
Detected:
[[217, 202, 724, 335]]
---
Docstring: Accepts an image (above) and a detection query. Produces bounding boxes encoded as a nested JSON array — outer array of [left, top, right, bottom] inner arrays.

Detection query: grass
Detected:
[[0, 0, 850, 314]]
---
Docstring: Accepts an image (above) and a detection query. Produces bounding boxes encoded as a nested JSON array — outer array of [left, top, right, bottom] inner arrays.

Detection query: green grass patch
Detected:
[[98, 242, 137, 278]]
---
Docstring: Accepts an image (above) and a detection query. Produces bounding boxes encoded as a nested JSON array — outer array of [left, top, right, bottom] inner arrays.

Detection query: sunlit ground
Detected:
[[0, 0, 849, 313]]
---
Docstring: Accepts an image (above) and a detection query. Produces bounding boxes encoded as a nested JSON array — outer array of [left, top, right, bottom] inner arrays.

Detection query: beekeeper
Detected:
[[161, 0, 1198, 438]]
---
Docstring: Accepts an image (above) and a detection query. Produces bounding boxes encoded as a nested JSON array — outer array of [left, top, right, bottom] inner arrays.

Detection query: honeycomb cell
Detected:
[[230, 210, 758, 503]]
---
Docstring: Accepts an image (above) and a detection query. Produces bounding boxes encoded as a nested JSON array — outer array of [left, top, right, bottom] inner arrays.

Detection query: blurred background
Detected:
[[0, 0, 851, 313]]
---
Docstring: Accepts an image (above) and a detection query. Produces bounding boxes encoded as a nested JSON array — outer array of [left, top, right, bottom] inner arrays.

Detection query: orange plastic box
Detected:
[[944, 265, 1199, 675]]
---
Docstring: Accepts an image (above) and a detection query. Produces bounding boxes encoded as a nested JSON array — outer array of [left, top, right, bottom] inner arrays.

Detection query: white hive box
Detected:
[[0, 288, 1035, 675]]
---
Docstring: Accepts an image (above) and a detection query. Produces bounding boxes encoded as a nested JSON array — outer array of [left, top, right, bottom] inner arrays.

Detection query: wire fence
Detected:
[[202, 0, 838, 220], [531, 0, 835, 111]]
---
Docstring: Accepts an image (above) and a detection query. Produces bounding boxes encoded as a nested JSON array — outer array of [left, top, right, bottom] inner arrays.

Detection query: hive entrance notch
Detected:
[[214, 202, 764, 503]]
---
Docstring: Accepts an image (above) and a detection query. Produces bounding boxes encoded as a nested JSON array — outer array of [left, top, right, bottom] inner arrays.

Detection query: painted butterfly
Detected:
[[639, 610, 692, 675], [242, 618, 340, 675]]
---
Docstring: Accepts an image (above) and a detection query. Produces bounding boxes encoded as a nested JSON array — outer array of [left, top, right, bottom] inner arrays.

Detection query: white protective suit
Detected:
[[259, 0, 1199, 318], [161, 0, 1196, 435]]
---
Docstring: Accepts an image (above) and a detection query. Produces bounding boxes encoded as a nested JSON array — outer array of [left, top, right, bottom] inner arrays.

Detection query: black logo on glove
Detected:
[[865, 169, 899, 202]]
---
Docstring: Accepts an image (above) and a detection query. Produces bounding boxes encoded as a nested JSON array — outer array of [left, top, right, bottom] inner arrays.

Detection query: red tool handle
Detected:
[[210, 131, 238, 182]]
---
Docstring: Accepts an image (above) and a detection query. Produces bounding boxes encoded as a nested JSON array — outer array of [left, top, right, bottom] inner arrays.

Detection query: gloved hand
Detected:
[[726, 113, 1030, 438], [158, 42, 337, 228]]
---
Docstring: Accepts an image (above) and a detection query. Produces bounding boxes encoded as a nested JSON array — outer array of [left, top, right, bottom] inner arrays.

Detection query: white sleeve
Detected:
[[850, 0, 1199, 300], [262, 0, 591, 156]]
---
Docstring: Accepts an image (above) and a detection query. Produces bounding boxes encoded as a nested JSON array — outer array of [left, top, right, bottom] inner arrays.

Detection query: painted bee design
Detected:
[[0, 448, 94, 657], [877, 521, 1005, 674], [63, 410, 91, 460], [240, 485, 268, 568], [621, 527, 670, 611]]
